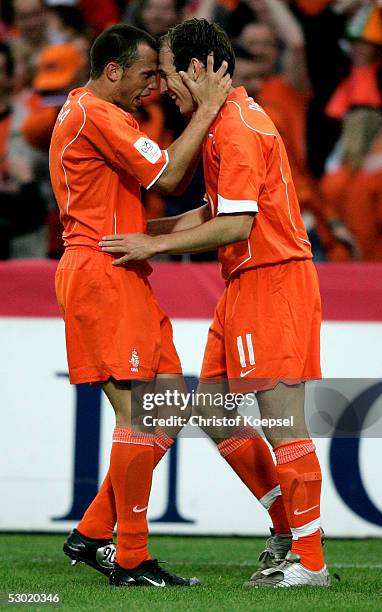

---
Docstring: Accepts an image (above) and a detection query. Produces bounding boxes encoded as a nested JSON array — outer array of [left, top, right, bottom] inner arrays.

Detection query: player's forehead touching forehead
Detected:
[[158, 43, 178, 78], [129, 43, 158, 76]]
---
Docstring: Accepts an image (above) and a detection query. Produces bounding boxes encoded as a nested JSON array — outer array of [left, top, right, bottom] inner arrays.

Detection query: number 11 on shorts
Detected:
[[236, 334, 255, 368]]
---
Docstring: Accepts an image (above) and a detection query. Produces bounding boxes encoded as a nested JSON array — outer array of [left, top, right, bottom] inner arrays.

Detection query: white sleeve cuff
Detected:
[[145, 150, 169, 190], [217, 194, 258, 214]]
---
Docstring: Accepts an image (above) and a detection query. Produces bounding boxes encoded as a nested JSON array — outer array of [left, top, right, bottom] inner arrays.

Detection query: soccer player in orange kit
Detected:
[[100, 19, 330, 588], [49, 23, 232, 587]]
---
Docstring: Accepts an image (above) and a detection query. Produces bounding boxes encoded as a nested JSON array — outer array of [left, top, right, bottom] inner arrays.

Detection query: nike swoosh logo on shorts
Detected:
[[294, 504, 319, 516], [133, 505, 148, 513], [142, 576, 165, 587], [240, 367, 256, 378]]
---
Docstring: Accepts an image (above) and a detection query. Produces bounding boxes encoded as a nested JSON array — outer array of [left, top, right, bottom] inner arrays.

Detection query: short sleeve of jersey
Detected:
[[215, 114, 267, 215], [85, 101, 168, 189]]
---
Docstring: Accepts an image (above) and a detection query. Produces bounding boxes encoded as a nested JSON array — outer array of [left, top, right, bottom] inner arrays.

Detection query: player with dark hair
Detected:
[[100, 19, 330, 588], [50, 23, 231, 588], [165, 17, 236, 79], [88, 24, 157, 80]]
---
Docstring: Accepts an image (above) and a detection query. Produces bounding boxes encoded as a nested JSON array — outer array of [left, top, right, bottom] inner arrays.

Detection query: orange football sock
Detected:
[[218, 428, 290, 534], [77, 427, 173, 540], [77, 472, 115, 540], [274, 439, 325, 571], [267, 495, 291, 535], [291, 528, 323, 570], [110, 427, 154, 570]]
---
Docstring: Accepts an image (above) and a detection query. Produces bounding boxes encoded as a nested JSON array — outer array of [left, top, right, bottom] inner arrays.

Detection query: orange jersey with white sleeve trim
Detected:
[[49, 87, 169, 249], [202, 87, 312, 279]]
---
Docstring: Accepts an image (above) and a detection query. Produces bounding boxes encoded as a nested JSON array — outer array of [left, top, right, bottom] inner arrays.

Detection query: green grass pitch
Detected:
[[1, 534, 381, 611]]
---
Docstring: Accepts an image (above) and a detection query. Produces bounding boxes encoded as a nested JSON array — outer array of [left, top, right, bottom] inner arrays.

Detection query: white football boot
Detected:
[[244, 550, 330, 588]]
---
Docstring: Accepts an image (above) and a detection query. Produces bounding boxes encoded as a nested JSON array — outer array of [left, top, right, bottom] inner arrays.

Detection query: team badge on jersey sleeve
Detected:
[[134, 137, 162, 164]]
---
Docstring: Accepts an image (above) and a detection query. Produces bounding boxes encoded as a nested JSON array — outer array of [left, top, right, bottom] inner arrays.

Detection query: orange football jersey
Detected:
[[203, 87, 312, 279], [49, 87, 169, 249]]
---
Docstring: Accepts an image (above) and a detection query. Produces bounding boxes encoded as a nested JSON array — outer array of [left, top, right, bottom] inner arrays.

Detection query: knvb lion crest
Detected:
[[129, 349, 139, 372]]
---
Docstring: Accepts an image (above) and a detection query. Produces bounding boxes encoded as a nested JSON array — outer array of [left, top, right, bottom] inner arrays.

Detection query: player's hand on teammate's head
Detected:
[[99, 233, 158, 265], [180, 53, 232, 115]]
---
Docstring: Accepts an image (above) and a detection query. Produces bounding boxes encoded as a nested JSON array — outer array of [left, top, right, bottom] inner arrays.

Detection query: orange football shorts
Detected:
[[200, 259, 321, 391], [55, 247, 181, 384]]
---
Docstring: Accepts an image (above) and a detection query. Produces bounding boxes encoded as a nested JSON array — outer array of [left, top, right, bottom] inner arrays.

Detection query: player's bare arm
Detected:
[[147, 203, 210, 236], [99, 212, 254, 264], [155, 54, 231, 193]]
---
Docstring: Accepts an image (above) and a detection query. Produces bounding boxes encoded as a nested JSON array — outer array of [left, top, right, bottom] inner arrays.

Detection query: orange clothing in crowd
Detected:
[[257, 76, 342, 256], [258, 77, 312, 207], [348, 3, 382, 45], [326, 63, 382, 120], [259, 76, 307, 170], [21, 105, 58, 152], [215, 0, 240, 11], [293, 0, 332, 16], [214, 0, 333, 17], [0, 109, 11, 180], [321, 130, 382, 261], [78, 0, 120, 34], [20, 100, 63, 257]]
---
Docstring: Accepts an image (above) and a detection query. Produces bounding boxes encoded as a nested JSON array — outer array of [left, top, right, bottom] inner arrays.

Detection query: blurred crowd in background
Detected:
[[1, 0, 382, 262]]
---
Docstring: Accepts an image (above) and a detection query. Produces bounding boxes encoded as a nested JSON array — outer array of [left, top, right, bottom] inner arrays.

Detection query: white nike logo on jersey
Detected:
[[240, 367, 256, 377], [133, 505, 148, 513], [294, 504, 319, 516], [142, 576, 165, 587]]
